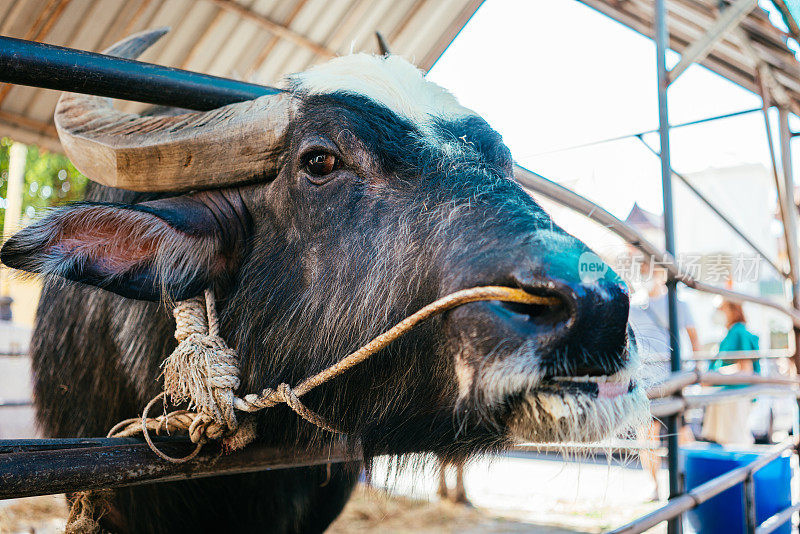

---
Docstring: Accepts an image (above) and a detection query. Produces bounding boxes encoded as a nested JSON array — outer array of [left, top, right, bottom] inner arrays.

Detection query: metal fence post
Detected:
[[655, 2, 683, 533], [777, 110, 800, 417], [743, 474, 757, 534]]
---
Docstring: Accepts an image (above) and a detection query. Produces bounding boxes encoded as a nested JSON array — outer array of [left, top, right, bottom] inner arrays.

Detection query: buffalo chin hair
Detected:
[[506, 387, 650, 445]]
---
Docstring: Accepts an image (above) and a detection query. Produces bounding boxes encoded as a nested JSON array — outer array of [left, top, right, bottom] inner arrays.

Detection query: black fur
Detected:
[[6, 93, 631, 532]]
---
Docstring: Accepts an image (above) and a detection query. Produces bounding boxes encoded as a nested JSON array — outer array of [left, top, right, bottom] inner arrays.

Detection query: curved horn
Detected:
[[54, 29, 293, 192]]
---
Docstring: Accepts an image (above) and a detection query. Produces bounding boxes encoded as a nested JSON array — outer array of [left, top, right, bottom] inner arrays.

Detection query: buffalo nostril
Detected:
[[496, 276, 630, 377], [499, 298, 569, 326], [496, 288, 572, 335]]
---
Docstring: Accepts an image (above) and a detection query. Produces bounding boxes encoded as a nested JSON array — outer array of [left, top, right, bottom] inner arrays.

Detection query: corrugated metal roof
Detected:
[[580, 0, 800, 113], [0, 0, 484, 151]]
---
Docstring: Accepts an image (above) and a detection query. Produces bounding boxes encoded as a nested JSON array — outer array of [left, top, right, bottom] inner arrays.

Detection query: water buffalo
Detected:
[[1, 30, 647, 533]]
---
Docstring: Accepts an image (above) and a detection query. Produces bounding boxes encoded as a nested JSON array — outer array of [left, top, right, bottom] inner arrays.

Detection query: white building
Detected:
[[672, 163, 789, 350]]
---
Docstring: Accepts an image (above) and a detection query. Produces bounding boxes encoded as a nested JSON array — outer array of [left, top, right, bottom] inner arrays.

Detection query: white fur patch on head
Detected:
[[285, 53, 477, 126]]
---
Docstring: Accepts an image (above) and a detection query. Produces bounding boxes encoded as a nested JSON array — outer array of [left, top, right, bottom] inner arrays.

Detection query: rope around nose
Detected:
[[66, 286, 558, 532], [105, 286, 560, 463]]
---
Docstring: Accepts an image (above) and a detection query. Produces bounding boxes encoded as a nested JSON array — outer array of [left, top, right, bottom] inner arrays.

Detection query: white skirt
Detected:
[[701, 399, 754, 445]]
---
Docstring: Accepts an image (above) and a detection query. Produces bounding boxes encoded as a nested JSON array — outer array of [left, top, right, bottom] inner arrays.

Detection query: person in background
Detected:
[[628, 262, 700, 501], [701, 300, 760, 445]]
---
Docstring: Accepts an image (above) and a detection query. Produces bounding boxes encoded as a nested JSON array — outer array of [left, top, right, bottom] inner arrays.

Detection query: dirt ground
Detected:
[[0, 486, 587, 534], [0, 494, 67, 534], [329, 485, 588, 533]]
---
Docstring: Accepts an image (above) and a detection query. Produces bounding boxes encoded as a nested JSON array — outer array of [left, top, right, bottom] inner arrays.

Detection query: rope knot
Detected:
[[162, 290, 240, 435]]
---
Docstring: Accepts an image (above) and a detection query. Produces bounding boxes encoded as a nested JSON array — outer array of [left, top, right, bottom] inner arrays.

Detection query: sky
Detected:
[[426, 0, 797, 256]]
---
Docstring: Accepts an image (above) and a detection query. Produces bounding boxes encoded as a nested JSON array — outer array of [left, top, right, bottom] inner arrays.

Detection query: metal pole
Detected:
[[776, 109, 800, 300], [743, 474, 757, 534], [777, 108, 800, 456], [655, 2, 683, 533], [0, 142, 27, 322], [608, 439, 795, 534], [0, 36, 280, 111]]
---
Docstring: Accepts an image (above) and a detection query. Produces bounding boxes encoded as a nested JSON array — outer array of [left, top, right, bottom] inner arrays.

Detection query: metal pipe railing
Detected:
[[646, 349, 792, 362], [647, 371, 800, 400], [607, 439, 797, 534], [0, 35, 279, 111], [0, 371, 788, 498], [514, 166, 800, 327], [756, 502, 800, 534], [650, 385, 800, 418], [647, 370, 701, 399], [0, 436, 188, 454]]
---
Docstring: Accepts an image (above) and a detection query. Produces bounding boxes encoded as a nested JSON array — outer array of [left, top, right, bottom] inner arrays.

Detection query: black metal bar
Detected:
[[0, 441, 360, 500], [0, 436, 187, 454], [0, 36, 279, 111], [634, 135, 787, 278]]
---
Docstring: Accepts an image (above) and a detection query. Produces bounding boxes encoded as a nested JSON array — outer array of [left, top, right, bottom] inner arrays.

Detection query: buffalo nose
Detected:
[[498, 275, 630, 377]]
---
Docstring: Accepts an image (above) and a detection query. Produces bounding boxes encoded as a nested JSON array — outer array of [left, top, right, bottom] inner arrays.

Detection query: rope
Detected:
[[65, 285, 557, 530], [124, 286, 557, 458]]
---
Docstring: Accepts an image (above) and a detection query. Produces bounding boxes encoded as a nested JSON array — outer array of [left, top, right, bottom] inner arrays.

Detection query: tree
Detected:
[[0, 137, 87, 237]]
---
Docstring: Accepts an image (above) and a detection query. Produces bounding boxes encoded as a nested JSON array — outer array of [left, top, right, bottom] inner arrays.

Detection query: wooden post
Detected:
[[0, 141, 26, 321]]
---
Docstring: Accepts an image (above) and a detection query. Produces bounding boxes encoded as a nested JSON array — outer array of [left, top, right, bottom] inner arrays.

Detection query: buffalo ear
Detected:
[[0, 190, 250, 301]]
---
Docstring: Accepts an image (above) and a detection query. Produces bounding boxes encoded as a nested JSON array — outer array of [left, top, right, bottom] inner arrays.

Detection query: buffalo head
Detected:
[[1, 30, 648, 459]]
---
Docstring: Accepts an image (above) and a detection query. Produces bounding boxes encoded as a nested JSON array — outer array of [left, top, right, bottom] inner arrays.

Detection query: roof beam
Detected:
[[421, 0, 485, 72], [0, 126, 62, 154], [0, 0, 73, 108], [733, 25, 793, 109], [667, 0, 757, 84], [207, 0, 335, 59], [771, 0, 800, 43], [0, 110, 57, 138], [0, 110, 62, 154]]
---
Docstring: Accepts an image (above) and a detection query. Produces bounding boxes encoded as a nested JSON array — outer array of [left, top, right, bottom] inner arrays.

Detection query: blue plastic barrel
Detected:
[[683, 445, 792, 534]]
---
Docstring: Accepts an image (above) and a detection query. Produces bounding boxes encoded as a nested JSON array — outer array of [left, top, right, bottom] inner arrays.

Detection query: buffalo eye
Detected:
[[304, 151, 339, 179]]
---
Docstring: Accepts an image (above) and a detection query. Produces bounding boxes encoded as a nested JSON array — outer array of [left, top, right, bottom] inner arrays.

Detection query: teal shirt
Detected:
[[710, 322, 761, 375]]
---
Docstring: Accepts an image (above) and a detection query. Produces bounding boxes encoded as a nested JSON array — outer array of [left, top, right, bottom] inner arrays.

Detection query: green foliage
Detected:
[[0, 137, 87, 236]]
